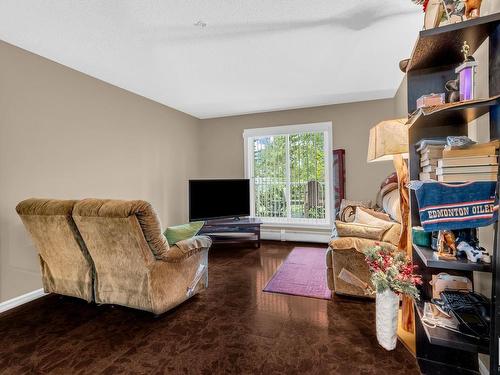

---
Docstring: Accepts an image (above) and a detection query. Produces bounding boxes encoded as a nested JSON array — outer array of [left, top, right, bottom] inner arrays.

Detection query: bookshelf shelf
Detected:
[[407, 12, 500, 72], [407, 96, 500, 129], [413, 244, 492, 272], [414, 301, 489, 354]]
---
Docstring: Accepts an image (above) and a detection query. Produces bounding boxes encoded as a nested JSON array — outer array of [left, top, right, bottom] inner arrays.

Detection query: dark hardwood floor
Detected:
[[0, 241, 420, 374]]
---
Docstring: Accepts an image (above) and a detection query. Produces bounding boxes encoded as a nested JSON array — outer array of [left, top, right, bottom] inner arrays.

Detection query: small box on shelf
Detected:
[[416, 93, 445, 109]]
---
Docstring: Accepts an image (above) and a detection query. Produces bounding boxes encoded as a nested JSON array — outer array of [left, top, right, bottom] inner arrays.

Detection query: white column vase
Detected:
[[375, 289, 399, 351]]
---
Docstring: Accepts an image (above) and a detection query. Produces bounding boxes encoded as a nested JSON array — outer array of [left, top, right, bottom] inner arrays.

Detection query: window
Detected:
[[244, 122, 333, 226]]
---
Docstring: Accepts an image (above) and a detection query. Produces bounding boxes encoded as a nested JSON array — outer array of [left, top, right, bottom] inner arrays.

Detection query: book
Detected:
[[443, 146, 497, 158], [420, 172, 436, 180], [420, 155, 442, 165], [438, 155, 498, 167], [415, 138, 447, 152], [420, 144, 445, 153], [421, 159, 438, 167], [436, 165, 498, 175], [420, 152, 442, 162], [438, 173, 498, 182], [442, 140, 499, 158], [422, 165, 436, 173]]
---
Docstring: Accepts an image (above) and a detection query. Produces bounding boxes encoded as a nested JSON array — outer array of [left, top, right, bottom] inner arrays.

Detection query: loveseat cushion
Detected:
[[352, 206, 401, 246], [381, 222, 402, 247], [74, 199, 169, 258], [16, 198, 94, 302]]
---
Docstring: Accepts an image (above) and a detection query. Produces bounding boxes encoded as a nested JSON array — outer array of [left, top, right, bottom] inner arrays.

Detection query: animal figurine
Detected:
[[463, 0, 481, 19], [445, 79, 460, 103], [457, 241, 483, 262], [437, 230, 457, 260]]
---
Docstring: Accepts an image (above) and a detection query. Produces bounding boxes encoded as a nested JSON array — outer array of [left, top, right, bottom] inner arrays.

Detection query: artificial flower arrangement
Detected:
[[363, 245, 422, 300], [363, 245, 422, 350], [412, 0, 430, 12]]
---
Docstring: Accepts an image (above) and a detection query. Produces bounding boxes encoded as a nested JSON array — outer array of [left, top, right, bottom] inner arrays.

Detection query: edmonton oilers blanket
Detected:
[[410, 181, 498, 232]]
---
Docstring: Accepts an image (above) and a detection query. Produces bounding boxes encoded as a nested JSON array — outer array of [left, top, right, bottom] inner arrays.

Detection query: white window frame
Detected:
[[243, 122, 334, 227]]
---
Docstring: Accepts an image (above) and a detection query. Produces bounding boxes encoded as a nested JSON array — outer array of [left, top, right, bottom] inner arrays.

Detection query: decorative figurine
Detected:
[[455, 41, 478, 101], [461, 40, 473, 61], [457, 241, 484, 262], [445, 79, 460, 103], [441, 0, 465, 25], [463, 0, 481, 19], [437, 230, 457, 260]]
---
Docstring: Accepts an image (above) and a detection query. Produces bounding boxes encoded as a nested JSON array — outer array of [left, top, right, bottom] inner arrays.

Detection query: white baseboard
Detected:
[[0, 288, 46, 314], [261, 228, 331, 244]]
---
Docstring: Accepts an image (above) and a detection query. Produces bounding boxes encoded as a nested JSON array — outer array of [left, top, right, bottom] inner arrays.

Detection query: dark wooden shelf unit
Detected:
[[405, 13, 500, 375], [407, 12, 500, 72], [413, 244, 492, 272], [415, 301, 489, 354]]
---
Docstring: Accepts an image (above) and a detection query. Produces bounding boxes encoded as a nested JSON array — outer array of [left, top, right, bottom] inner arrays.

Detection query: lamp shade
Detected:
[[367, 119, 409, 162]]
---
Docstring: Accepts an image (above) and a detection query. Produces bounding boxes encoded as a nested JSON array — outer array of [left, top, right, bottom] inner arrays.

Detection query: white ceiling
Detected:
[[0, 1, 422, 119]]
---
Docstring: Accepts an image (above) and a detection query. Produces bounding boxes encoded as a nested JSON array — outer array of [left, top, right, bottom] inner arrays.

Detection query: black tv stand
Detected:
[[198, 217, 262, 248]]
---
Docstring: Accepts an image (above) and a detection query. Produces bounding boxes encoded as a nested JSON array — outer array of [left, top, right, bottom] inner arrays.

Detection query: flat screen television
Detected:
[[189, 179, 250, 221]]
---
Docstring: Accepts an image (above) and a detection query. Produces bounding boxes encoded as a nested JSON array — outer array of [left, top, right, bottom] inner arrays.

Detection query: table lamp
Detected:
[[367, 119, 408, 162], [367, 118, 414, 333]]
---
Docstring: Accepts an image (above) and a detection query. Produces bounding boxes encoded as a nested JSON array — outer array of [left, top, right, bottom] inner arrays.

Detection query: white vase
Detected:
[[375, 289, 399, 351]]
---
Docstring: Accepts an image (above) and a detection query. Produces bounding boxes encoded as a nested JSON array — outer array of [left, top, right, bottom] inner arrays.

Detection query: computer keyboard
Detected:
[[440, 291, 490, 340]]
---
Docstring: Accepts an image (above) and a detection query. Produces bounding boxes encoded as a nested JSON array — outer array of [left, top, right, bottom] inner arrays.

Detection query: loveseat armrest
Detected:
[[158, 235, 212, 262]]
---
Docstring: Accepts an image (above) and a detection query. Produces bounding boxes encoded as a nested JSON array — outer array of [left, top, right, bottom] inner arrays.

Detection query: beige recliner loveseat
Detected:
[[17, 198, 212, 315]]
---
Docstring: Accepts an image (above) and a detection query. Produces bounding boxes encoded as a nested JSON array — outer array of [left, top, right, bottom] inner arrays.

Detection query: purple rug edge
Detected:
[[263, 247, 332, 300], [262, 288, 331, 300]]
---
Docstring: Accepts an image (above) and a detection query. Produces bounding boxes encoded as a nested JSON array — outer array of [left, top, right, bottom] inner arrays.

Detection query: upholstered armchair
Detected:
[[72, 199, 212, 315], [327, 205, 401, 298], [16, 198, 94, 302]]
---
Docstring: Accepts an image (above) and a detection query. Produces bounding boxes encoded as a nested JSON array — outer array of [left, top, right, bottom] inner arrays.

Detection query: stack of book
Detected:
[[419, 145, 445, 181], [436, 141, 499, 182]]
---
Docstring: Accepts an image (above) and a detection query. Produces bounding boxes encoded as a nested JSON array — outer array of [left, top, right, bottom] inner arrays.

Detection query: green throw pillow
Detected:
[[163, 221, 205, 246]]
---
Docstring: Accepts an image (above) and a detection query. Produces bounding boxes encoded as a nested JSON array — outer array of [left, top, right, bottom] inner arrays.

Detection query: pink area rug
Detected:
[[263, 247, 331, 300]]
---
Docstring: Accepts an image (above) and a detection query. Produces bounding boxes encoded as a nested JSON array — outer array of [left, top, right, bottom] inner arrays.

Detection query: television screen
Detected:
[[189, 179, 250, 221]]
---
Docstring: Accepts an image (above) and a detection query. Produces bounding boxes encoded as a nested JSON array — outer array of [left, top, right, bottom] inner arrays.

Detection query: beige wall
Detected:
[[199, 99, 398, 203], [0, 41, 201, 302], [394, 75, 408, 118], [1, 38, 401, 303]]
